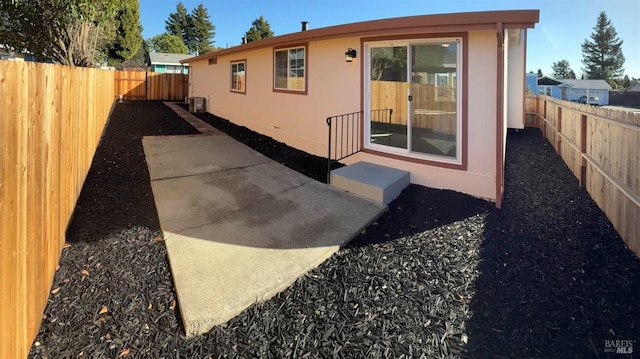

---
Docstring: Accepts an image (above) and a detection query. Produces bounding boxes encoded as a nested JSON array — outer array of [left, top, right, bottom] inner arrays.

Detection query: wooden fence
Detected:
[[0, 61, 115, 358], [370, 80, 457, 135], [115, 70, 188, 101], [526, 95, 640, 257]]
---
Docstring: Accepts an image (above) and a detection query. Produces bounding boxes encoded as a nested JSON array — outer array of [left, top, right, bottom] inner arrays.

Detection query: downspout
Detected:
[[522, 30, 528, 127], [495, 23, 505, 209]]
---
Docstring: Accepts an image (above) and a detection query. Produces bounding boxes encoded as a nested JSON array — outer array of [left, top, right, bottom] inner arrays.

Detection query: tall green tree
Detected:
[[551, 60, 576, 79], [245, 16, 274, 43], [619, 75, 631, 90], [147, 33, 188, 54], [165, 2, 189, 43], [581, 11, 625, 85], [537, 68, 543, 77], [119, 39, 149, 69], [0, 0, 121, 66], [106, 0, 143, 64], [188, 4, 215, 54]]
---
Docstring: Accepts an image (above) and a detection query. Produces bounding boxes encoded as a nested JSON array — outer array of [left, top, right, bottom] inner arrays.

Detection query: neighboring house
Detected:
[[558, 79, 611, 105], [0, 45, 39, 62], [0, 48, 23, 61], [183, 10, 540, 207], [149, 52, 190, 74], [537, 77, 612, 105], [537, 76, 562, 98], [626, 80, 640, 92], [525, 72, 538, 94]]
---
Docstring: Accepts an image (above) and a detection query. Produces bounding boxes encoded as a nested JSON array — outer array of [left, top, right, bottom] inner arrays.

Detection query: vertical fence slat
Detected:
[[526, 95, 640, 257], [115, 70, 187, 101], [0, 61, 115, 359]]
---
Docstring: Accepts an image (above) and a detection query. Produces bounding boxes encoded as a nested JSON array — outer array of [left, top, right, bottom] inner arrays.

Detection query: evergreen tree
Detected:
[[581, 11, 625, 84], [245, 16, 274, 43], [147, 33, 188, 54], [107, 0, 143, 63], [188, 4, 215, 54], [551, 60, 576, 79], [537, 68, 543, 78], [165, 2, 189, 43], [119, 40, 149, 69], [619, 75, 631, 90]]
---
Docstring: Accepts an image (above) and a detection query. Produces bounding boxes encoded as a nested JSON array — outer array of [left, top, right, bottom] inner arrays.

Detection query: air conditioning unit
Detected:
[[189, 97, 206, 113]]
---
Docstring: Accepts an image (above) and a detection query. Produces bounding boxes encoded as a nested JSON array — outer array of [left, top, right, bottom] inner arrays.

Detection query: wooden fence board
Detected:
[[0, 61, 115, 359], [114, 70, 188, 101], [370, 80, 457, 135], [527, 95, 640, 258]]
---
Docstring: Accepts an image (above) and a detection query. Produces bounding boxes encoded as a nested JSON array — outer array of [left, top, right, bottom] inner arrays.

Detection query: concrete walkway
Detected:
[[142, 104, 385, 337]]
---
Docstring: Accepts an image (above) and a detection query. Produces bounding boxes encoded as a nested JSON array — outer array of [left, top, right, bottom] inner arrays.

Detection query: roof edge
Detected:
[[181, 9, 540, 64]]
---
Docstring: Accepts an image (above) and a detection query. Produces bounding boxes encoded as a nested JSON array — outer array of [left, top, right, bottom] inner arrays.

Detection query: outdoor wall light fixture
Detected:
[[345, 48, 357, 62]]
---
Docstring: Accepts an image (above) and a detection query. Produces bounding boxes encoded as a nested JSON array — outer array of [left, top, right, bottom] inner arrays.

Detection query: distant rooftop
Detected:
[[149, 52, 192, 66], [558, 79, 612, 90]]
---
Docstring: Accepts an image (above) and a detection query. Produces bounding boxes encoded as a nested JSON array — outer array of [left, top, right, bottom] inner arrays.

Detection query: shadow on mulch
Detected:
[[181, 104, 344, 183], [465, 129, 640, 358], [66, 101, 200, 243], [30, 101, 640, 358]]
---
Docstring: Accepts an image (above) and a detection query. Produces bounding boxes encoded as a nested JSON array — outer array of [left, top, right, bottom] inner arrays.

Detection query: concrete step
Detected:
[[330, 161, 410, 205]]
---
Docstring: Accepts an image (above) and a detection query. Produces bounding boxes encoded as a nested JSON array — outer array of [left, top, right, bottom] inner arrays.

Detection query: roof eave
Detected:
[[181, 9, 539, 64], [150, 62, 190, 66]]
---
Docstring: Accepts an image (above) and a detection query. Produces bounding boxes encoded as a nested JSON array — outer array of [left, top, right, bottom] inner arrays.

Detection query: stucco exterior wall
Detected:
[[189, 37, 361, 157], [189, 29, 502, 201], [507, 29, 526, 129], [344, 30, 499, 201]]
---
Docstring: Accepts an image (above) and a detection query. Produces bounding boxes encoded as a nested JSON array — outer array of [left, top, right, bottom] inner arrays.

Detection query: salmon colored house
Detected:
[[183, 10, 540, 208]]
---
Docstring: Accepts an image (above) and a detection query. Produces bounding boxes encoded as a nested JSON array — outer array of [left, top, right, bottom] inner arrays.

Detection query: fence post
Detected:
[[543, 100, 547, 137], [326, 117, 332, 184], [579, 114, 588, 188], [535, 96, 540, 129], [145, 71, 149, 100], [556, 107, 562, 154]]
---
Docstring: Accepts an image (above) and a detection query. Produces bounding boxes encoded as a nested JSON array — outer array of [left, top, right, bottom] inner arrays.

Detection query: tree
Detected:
[[187, 4, 215, 54], [537, 68, 543, 77], [119, 40, 149, 69], [581, 11, 625, 85], [147, 33, 188, 54], [551, 60, 576, 79], [106, 0, 143, 64], [165, 2, 189, 43], [0, 0, 122, 66], [618, 74, 631, 90], [245, 16, 274, 43]]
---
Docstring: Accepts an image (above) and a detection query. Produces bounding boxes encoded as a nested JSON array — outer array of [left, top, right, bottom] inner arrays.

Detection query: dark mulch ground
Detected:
[[30, 101, 640, 358]]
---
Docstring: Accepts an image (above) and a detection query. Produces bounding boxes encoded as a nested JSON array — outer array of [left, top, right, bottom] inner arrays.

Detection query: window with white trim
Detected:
[[274, 46, 305, 92], [366, 37, 465, 166], [539, 85, 552, 96], [230, 60, 246, 93]]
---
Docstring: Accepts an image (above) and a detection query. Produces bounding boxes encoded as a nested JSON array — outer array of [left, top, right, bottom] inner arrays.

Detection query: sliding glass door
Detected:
[[366, 38, 461, 163]]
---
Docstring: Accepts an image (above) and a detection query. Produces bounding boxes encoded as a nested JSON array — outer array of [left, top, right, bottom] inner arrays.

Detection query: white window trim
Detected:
[[230, 60, 246, 93], [273, 45, 306, 93], [539, 85, 552, 96], [364, 37, 463, 166]]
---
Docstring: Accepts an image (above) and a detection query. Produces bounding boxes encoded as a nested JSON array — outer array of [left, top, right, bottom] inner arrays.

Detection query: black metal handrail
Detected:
[[326, 111, 362, 183], [325, 108, 394, 183]]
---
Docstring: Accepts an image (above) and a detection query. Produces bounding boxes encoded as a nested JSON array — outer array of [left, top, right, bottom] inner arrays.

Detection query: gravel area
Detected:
[[29, 101, 640, 358]]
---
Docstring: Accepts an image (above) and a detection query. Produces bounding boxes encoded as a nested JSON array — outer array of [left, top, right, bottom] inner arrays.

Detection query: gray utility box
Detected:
[[189, 97, 206, 113]]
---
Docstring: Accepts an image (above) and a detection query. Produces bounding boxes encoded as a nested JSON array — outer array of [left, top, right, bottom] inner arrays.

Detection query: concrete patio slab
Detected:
[[144, 135, 269, 181], [143, 130, 385, 337]]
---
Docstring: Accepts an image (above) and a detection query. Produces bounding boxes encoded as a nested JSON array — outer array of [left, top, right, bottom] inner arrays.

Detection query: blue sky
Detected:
[[139, 0, 640, 79]]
